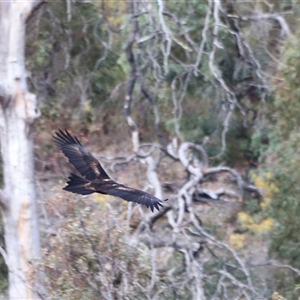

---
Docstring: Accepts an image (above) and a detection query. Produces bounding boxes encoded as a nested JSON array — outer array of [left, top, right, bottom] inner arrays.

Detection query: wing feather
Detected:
[[53, 129, 109, 181], [96, 183, 163, 212]]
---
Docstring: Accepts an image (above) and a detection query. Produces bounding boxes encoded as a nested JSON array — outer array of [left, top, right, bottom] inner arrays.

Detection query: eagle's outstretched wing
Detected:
[[54, 130, 164, 211], [53, 129, 109, 181], [94, 182, 164, 212]]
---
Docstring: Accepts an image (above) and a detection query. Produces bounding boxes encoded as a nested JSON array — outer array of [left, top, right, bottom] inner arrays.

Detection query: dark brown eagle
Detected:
[[53, 129, 163, 212]]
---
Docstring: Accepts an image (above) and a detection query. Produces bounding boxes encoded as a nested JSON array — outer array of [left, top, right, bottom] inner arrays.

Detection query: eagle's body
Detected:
[[53, 130, 163, 211]]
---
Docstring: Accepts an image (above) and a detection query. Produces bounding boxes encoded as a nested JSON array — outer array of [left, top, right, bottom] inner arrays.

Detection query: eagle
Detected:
[[53, 129, 163, 212]]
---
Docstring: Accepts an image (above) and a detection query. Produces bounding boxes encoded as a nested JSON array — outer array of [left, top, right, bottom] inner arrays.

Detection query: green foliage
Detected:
[[268, 137, 300, 267], [26, 2, 124, 119], [251, 29, 300, 296], [178, 108, 255, 165], [203, 256, 263, 299], [25, 1, 265, 168], [42, 197, 200, 299], [245, 198, 261, 214], [272, 271, 300, 300], [264, 32, 300, 266]]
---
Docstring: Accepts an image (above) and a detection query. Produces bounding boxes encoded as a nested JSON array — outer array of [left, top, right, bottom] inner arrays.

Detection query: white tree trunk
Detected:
[[0, 2, 45, 299]]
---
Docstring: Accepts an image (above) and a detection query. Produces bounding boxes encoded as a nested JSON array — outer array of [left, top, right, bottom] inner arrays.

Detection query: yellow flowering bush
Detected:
[[237, 172, 277, 234], [229, 233, 246, 249]]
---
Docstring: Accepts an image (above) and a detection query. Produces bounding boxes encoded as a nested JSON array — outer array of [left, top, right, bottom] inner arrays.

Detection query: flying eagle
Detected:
[[53, 129, 163, 212]]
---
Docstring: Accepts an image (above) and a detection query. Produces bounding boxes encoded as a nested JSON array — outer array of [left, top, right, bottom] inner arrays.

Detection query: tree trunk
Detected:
[[0, 2, 45, 299]]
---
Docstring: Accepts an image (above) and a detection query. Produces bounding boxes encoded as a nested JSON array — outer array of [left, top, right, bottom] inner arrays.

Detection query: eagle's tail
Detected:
[[63, 173, 94, 195]]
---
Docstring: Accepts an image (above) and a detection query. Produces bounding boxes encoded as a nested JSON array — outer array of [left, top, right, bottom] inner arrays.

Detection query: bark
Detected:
[[0, 1, 45, 299]]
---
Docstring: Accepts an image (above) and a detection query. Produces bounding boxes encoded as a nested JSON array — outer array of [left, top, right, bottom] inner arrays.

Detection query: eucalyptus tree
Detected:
[[0, 1, 46, 298]]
